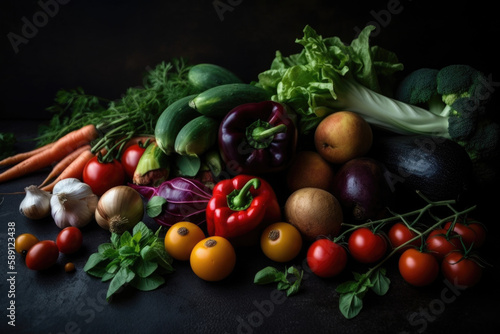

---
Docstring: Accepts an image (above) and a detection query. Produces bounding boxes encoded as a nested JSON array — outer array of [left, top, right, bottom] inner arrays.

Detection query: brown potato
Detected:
[[284, 187, 343, 241]]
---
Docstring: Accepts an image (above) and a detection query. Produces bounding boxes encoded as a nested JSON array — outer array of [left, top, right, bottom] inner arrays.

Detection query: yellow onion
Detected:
[[95, 186, 144, 234]]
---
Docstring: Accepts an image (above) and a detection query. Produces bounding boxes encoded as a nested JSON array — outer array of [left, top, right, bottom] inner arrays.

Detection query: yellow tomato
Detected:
[[164, 222, 206, 261], [15, 233, 39, 255], [190, 236, 236, 281], [260, 222, 303, 262]]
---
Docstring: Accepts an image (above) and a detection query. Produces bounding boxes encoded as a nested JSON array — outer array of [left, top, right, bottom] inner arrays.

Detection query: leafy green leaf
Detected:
[[335, 280, 360, 294], [133, 222, 153, 243], [107, 267, 136, 301], [175, 154, 201, 177], [102, 248, 119, 259], [146, 196, 167, 218], [84, 253, 107, 272], [111, 233, 120, 248], [277, 281, 290, 291], [131, 274, 165, 291], [135, 258, 159, 278], [254, 266, 285, 284], [119, 245, 137, 257], [370, 268, 390, 296], [120, 231, 132, 246], [339, 292, 364, 319], [98, 243, 115, 255]]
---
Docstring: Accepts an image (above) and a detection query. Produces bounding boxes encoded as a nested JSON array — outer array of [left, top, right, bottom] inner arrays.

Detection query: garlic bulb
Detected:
[[95, 185, 144, 234], [19, 185, 52, 220], [50, 178, 98, 229]]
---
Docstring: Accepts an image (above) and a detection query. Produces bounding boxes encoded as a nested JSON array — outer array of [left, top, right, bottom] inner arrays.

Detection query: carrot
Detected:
[[40, 148, 95, 192], [38, 145, 91, 188], [0, 124, 99, 184], [0, 142, 55, 167]]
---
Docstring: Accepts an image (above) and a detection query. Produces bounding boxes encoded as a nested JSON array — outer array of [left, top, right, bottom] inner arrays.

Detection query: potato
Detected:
[[284, 187, 343, 241]]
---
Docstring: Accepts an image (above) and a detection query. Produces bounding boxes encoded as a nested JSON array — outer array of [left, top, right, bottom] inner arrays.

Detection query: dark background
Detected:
[[1, 1, 500, 334], [1, 0, 499, 121]]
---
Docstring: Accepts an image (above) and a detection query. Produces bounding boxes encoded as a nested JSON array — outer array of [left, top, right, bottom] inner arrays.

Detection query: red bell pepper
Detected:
[[206, 175, 281, 239]]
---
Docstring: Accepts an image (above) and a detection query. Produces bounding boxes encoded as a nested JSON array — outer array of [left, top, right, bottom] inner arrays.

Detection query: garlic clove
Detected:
[[19, 185, 52, 220]]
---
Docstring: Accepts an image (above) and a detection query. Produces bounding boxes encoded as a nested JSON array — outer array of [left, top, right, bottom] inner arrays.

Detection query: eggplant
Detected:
[[369, 135, 473, 202], [332, 157, 392, 222]]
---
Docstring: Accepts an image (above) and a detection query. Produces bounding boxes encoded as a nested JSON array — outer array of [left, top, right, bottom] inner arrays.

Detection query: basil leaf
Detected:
[[336, 280, 359, 294], [254, 266, 284, 284], [119, 245, 137, 257], [97, 243, 115, 255], [83, 253, 106, 272], [111, 233, 120, 248], [287, 281, 300, 297], [135, 258, 159, 278], [133, 222, 153, 243], [277, 281, 290, 291], [146, 196, 167, 218], [120, 231, 133, 246], [370, 268, 390, 296], [339, 292, 364, 319], [131, 274, 165, 291], [107, 267, 136, 301]]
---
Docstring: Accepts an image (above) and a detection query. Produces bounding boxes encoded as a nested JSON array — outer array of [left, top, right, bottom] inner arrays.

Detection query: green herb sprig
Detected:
[[83, 222, 174, 301], [254, 266, 304, 297]]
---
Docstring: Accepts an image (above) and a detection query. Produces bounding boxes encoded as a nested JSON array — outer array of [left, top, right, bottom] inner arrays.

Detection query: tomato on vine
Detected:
[[441, 251, 483, 288], [426, 228, 461, 260], [388, 222, 422, 253], [399, 248, 439, 287], [307, 238, 347, 278], [444, 220, 486, 249], [348, 227, 387, 264], [83, 156, 125, 196]]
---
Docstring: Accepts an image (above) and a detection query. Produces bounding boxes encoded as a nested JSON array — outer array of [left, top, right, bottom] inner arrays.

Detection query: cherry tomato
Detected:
[[260, 222, 302, 263], [388, 222, 422, 253], [25, 240, 59, 271], [164, 222, 206, 261], [121, 143, 147, 180], [307, 238, 347, 278], [441, 251, 482, 288], [444, 220, 486, 249], [348, 227, 387, 263], [399, 248, 439, 287], [190, 236, 236, 281], [425, 228, 461, 260], [56, 227, 83, 254], [83, 156, 125, 196], [15, 233, 39, 255]]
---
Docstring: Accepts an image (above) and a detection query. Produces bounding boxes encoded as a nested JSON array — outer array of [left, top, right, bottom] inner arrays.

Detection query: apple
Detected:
[[286, 150, 335, 192], [314, 111, 373, 164]]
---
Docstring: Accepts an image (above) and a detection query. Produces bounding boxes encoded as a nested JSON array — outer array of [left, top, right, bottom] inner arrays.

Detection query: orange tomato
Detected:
[[164, 222, 205, 261], [190, 236, 236, 281], [260, 222, 302, 262]]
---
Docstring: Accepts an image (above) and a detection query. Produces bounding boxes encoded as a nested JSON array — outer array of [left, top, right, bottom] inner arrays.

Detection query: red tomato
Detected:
[[444, 220, 486, 249], [307, 239, 347, 278], [348, 227, 387, 264], [388, 222, 422, 253], [83, 156, 125, 196], [441, 251, 482, 288], [121, 144, 146, 180], [426, 228, 461, 261], [25, 240, 59, 271], [399, 248, 439, 287], [56, 227, 83, 254]]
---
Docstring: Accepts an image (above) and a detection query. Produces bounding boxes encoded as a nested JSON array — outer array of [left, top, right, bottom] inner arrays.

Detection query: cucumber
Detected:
[[154, 94, 199, 155], [189, 83, 271, 118], [188, 63, 243, 91], [174, 115, 219, 157]]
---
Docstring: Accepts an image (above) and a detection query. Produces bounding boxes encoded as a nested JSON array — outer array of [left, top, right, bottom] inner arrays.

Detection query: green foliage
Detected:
[[254, 266, 304, 297], [83, 222, 174, 301]]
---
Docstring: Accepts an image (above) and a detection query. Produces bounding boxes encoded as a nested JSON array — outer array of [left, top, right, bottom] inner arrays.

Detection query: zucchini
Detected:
[[154, 94, 199, 155], [369, 135, 473, 202], [174, 115, 219, 157], [189, 83, 271, 118], [188, 63, 243, 91]]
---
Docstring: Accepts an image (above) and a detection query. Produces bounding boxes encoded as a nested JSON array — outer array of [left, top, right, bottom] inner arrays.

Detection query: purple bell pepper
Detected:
[[218, 101, 297, 174]]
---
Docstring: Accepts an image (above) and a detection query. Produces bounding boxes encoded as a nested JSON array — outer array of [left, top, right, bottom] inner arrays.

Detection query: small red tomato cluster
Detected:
[[15, 227, 83, 271], [305, 217, 486, 289]]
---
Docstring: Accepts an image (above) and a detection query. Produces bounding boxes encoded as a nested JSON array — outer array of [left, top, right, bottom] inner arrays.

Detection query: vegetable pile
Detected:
[[3, 24, 498, 320]]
